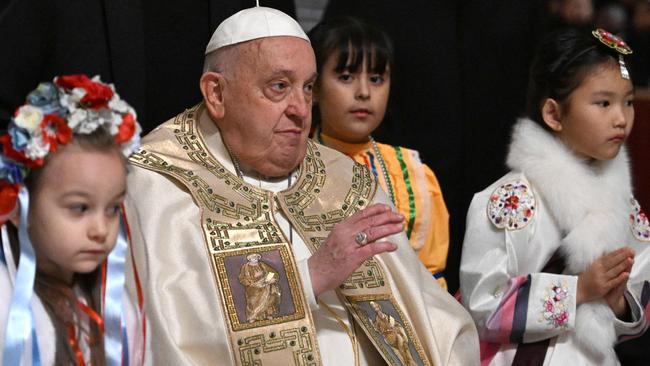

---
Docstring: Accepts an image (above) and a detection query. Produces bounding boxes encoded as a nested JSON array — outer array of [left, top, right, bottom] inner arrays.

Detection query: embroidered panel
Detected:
[[487, 180, 536, 230], [348, 294, 431, 366], [238, 328, 318, 366], [213, 245, 306, 332]]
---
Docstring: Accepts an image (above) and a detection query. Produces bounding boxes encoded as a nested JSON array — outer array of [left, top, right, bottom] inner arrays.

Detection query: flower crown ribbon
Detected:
[[1, 75, 142, 365]]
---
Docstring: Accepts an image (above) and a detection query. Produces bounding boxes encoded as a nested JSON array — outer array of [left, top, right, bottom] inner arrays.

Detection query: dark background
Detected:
[[1, 0, 648, 362]]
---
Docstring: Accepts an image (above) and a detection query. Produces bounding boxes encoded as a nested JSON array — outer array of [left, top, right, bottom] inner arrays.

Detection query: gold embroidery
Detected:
[[349, 295, 430, 366], [238, 328, 318, 365], [214, 245, 306, 332], [131, 105, 430, 366], [130, 105, 321, 365]]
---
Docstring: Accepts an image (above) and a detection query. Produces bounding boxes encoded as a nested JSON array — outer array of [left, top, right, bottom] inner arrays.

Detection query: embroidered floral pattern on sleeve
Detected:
[[540, 282, 571, 329], [487, 180, 536, 230], [630, 198, 650, 242]]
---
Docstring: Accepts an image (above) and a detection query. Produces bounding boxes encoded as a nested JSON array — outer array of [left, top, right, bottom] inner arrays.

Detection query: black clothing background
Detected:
[[0, 0, 295, 131]]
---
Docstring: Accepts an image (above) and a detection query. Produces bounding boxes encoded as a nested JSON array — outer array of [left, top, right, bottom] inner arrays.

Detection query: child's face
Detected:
[[28, 143, 126, 283], [316, 52, 390, 143], [556, 63, 634, 161]]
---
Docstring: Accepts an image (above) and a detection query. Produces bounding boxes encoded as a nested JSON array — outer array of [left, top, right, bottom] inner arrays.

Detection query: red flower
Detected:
[[40, 114, 72, 152], [80, 81, 114, 109], [0, 181, 19, 220], [115, 113, 135, 144], [55, 74, 93, 90], [505, 195, 519, 210], [0, 135, 43, 167], [554, 311, 568, 326], [544, 300, 554, 312], [55, 74, 114, 109]]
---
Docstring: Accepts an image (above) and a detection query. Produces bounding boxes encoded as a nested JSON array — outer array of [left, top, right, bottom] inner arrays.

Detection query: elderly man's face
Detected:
[[220, 36, 317, 177]]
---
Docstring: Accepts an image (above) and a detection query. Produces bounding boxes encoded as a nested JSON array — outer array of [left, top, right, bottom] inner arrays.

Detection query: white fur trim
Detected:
[[506, 118, 633, 357]]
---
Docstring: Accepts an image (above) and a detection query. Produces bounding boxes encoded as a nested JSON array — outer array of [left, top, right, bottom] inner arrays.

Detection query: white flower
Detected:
[[58, 87, 85, 113], [25, 135, 50, 160], [72, 109, 101, 134], [14, 105, 43, 132], [67, 109, 88, 129], [108, 96, 130, 114]]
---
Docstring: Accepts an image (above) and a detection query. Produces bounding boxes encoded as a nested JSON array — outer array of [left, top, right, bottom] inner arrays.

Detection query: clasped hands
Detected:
[[577, 247, 635, 318], [308, 204, 404, 297]]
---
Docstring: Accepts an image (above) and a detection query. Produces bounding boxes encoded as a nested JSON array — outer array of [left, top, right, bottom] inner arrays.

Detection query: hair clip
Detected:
[[592, 28, 633, 55], [592, 29, 632, 79]]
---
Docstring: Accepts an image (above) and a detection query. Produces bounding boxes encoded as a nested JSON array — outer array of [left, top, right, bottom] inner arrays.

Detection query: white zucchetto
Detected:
[[205, 6, 309, 54]]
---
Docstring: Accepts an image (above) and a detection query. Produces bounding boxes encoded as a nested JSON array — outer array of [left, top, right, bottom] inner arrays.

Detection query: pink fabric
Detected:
[[483, 275, 529, 343]]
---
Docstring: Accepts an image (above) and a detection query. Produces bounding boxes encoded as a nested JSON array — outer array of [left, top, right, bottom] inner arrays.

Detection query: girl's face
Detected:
[[316, 51, 390, 143], [28, 143, 126, 283], [555, 62, 634, 161]]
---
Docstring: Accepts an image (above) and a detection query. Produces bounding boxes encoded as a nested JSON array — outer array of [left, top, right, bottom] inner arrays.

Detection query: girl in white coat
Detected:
[[460, 28, 649, 365]]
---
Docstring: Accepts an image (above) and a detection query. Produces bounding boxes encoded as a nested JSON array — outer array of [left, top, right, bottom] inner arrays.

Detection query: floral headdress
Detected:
[[0, 74, 141, 222], [1, 75, 143, 365]]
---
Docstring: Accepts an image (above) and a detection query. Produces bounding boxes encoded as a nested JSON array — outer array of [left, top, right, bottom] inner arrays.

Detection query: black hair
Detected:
[[525, 28, 633, 129], [308, 16, 393, 78]]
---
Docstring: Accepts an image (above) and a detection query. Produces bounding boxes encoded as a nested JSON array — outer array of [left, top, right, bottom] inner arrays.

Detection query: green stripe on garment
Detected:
[[394, 146, 416, 239]]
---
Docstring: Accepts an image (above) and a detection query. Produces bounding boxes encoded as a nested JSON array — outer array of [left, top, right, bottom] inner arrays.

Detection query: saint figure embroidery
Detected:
[[238, 253, 281, 322], [369, 301, 417, 366]]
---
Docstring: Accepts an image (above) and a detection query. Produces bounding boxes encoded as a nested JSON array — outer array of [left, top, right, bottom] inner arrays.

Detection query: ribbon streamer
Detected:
[[103, 214, 128, 365], [2, 188, 39, 365]]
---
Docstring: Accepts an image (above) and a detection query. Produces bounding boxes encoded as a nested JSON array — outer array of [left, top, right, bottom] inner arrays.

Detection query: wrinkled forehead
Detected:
[[235, 36, 316, 73], [239, 36, 312, 57]]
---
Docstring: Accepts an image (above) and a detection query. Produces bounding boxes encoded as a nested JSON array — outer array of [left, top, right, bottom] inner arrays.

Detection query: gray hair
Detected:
[[202, 43, 241, 75]]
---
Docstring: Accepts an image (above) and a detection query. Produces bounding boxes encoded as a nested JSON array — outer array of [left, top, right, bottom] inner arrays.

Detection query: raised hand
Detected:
[[576, 247, 635, 305], [308, 204, 404, 297]]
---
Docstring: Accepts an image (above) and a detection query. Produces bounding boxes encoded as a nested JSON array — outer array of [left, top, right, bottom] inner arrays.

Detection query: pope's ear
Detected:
[[541, 98, 563, 132], [200, 72, 226, 120]]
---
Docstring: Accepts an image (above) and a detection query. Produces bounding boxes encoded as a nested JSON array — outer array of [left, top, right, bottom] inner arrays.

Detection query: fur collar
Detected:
[[507, 118, 632, 270], [506, 118, 634, 360]]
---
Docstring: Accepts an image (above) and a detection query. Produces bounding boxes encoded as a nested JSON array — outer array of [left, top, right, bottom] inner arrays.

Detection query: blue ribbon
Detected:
[[103, 215, 128, 366], [2, 188, 38, 365], [0, 231, 5, 265], [30, 313, 41, 366]]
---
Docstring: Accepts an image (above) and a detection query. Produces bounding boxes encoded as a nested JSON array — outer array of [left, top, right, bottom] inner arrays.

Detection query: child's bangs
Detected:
[[333, 35, 391, 75]]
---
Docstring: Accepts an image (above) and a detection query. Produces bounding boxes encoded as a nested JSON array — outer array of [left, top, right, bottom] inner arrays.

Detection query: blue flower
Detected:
[[0, 155, 25, 184], [27, 82, 64, 115], [8, 124, 30, 151]]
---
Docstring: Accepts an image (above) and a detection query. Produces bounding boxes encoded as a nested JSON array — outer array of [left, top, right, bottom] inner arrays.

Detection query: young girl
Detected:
[[308, 17, 450, 287], [0, 75, 144, 365], [460, 28, 650, 365]]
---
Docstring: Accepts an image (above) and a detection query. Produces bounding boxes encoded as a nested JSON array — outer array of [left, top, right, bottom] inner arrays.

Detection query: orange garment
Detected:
[[316, 132, 449, 288]]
